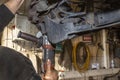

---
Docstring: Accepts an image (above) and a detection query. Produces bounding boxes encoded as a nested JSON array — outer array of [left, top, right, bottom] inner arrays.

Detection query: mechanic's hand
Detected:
[[5, 0, 24, 14], [43, 60, 58, 80]]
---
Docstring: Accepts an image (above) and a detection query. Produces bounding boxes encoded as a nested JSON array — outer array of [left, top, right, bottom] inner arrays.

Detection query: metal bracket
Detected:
[[39, 9, 120, 43]]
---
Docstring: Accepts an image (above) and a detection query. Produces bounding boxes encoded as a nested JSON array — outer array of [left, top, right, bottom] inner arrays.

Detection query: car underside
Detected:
[[28, 0, 120, 43]]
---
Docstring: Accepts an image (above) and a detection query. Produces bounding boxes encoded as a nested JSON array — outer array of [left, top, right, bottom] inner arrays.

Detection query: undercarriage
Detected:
[[28, 0, 120, 43]]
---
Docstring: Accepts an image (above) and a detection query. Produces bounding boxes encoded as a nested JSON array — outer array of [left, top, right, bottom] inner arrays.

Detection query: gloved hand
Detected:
[[42, 60, 58, 80]]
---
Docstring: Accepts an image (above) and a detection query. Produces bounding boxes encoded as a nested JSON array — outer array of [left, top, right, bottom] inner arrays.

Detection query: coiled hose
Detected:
[[72, 42, 91, 72]]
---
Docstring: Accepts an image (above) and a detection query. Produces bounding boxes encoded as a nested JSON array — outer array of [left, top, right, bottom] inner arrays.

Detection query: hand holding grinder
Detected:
[[17, 31, 58, 80]]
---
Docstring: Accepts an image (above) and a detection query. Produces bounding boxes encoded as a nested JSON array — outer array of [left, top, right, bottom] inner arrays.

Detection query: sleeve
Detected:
[[0, 46, 42, 80], [0, 4, 14, 32]]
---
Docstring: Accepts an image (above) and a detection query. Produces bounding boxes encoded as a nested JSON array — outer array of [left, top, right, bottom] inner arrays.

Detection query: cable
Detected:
[[72, 42, 91, 72]]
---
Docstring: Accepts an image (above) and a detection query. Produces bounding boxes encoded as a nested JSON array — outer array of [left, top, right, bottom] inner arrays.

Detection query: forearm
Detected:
[[4, 0, 24, 14], [0, 0, 24, 32], [0, 4, 14, 32]]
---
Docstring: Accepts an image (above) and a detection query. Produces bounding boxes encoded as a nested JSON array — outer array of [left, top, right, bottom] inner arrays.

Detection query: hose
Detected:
[[72, 42, 91, 72]]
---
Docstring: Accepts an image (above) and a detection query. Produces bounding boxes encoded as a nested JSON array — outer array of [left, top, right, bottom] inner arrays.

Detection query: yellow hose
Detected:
[[72, 42, 91, 72]]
